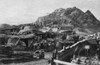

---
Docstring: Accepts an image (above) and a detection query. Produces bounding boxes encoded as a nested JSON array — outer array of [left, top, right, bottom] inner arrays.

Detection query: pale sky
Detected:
[[0, 0, 100, 25]]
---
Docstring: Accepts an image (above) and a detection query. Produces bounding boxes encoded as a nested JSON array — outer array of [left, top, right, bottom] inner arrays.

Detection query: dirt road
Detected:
[[0, 52, 52, 65], [0, 59, 49, 65]]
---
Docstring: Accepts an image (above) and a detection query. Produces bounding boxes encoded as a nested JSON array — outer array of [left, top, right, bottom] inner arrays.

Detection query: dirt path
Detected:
[[0, 59, 49, 65], [0, 52, 52, 65]]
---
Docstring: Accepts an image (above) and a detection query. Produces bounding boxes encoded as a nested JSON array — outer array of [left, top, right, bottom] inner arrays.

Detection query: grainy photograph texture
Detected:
[[0, 0, 100, 65]]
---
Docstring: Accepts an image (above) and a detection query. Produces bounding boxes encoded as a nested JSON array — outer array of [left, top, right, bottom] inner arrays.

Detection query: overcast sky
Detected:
[[0, 0, 100, 25]]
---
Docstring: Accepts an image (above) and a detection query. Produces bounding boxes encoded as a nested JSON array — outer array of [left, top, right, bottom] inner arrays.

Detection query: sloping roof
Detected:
[[87, 39, 97, 44], [19, 34, 35, 38], [69, 39, 98, 49], [39, 27, 50, 33], [18, 26, 32, 34], [19, 29, 31, 34], [8, 34, 35, 39]]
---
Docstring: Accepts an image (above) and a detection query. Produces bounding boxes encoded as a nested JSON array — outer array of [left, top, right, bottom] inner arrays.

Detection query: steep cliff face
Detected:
[[35, 7, 100, 33]]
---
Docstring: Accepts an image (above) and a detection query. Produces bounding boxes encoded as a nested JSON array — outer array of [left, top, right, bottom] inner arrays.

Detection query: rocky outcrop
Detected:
[[35, 7, 100, 33]]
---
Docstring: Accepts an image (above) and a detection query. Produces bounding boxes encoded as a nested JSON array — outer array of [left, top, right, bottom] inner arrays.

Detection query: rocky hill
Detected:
[[35, 7, 100, 33]]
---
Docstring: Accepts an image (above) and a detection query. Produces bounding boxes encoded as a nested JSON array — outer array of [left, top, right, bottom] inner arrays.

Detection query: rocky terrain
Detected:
[[35, 7, 100, 33], [0, 7, 100, 65], [0, 7, 100, 34]]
